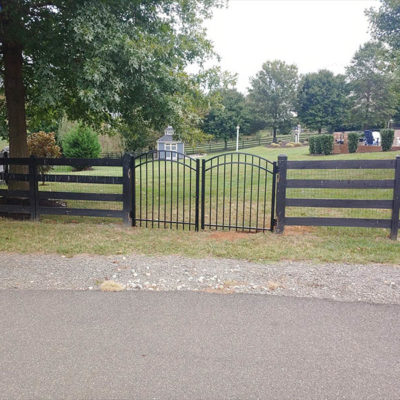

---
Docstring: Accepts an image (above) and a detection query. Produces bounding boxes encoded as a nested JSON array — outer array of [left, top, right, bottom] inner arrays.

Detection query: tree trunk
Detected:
[[272, 127, 277, 143], [318, 127, 322, 134], [3, 43, 29, 190]]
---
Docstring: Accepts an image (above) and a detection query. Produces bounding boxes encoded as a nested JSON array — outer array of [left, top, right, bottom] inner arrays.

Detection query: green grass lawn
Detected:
[[1, 144, 399, 263], [0, 218, 398, 264]]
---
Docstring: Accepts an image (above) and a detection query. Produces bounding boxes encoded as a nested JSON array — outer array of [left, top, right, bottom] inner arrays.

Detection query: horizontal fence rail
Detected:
[[275, 155, 400, 240]]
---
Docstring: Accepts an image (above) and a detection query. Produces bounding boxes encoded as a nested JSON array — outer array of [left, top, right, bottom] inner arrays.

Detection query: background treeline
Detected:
[[202, 38, 400, 144], [2, 0, 400, 155]]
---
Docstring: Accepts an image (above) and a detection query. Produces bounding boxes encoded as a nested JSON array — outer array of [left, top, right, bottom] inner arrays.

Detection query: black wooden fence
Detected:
[[275, 155, 400, 240], [0, 155, 129, 221], [1, 153, 399, 240]]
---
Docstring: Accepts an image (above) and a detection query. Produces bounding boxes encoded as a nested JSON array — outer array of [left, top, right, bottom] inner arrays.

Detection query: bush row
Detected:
[[309, 135, 334, 155]]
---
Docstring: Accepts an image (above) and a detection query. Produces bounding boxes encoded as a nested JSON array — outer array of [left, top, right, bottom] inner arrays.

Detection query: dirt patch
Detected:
[[208, 231, 253, 241], [283, 226, 315, 236]]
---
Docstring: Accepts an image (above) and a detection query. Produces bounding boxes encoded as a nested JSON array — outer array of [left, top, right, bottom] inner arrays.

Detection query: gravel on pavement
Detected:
[[0, 253, 399, 304]]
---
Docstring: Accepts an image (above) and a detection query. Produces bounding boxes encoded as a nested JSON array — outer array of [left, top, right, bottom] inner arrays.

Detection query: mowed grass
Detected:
[[0, 218, 398, 264], [0, 145, 399, 263]]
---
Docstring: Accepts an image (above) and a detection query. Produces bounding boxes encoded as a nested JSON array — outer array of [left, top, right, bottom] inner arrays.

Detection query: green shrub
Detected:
[[310, 135, 333, 155], [314, 136, 323, 154], [381, 129, 394, 152], [348, 133, 359, 153], [321, 134, 334, 155], [309, 136, 316, 154], [62, 124, 101, 170]]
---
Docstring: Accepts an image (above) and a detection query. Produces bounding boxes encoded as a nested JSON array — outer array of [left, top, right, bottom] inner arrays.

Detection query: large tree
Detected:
[[346, 41, 397, 129], [297, 70, 349, 133], [248, 60, 298, 142], [202, 88, 253, 146], [0, 0, 223, 161]]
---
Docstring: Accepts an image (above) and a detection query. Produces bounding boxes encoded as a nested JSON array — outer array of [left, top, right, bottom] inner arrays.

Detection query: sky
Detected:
[[203, 0, 381, 93]]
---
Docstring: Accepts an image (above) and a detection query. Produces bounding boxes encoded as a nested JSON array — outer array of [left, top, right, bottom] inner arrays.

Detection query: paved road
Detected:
[[1, 291, 399, 400]]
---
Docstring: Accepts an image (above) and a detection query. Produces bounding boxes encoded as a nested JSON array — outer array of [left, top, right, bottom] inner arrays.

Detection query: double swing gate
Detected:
[[131, 150, 277, 232]]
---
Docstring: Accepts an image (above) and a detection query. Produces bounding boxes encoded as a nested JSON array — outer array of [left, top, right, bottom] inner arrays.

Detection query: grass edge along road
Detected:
[[0, 219, 399, 265]]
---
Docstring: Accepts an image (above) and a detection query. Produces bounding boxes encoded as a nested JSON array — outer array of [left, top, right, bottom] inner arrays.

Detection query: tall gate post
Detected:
[[195, 159, 200, 231], [270, 161, 277, 231], [122, 153, 134, 226], [131, 154, 136, 227], [201, 159, 206, 230], [275, 155, 288, 234], [390, 155, 400, 240]]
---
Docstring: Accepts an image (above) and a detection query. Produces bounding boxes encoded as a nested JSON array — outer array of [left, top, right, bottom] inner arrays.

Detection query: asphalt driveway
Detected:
[[1, 290, 399, 399]]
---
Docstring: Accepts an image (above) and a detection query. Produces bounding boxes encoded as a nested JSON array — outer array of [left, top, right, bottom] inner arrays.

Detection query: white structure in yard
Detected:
[[156, 126, 184, 160]]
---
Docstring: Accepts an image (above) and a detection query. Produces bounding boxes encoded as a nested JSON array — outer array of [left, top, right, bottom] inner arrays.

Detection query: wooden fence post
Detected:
[[28, 155, 39, 221], [390, 155, 400, 240], [275, 154, 288, 234], [122, 153, 133, 226]]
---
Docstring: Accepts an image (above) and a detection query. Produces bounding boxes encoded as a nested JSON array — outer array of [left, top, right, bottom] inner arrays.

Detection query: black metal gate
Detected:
[[133, 151, 276, 232], [201, 153, 276, 232], [133, 150, 200, 230]]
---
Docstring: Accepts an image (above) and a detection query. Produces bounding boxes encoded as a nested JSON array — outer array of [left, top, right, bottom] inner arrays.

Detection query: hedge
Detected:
[[309, 134, 334, 155], [381, 129, 394, 152], [309, 136, 316, 154], [348, 133, 359, 153]]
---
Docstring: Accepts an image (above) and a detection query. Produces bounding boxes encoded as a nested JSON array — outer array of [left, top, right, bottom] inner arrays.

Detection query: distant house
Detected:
[[157, 126, 184, 160]]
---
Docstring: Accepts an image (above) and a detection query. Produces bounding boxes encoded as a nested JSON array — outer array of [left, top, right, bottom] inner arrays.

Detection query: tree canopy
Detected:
[[248, 60, 298, 142], [297, 70, 349, 134], [202, 88, 254, 144], [367, 0, 400, 51], [346, 41, 398, 129], [0, 0, 224, 157]]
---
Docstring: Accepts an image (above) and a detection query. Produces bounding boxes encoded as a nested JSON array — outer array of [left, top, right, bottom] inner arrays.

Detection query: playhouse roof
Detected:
[[157, 135, 181, 143]]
